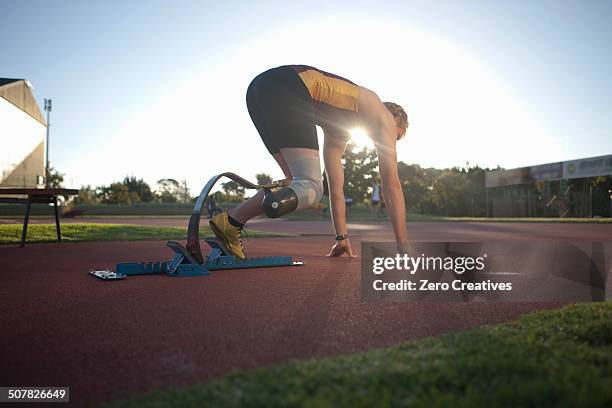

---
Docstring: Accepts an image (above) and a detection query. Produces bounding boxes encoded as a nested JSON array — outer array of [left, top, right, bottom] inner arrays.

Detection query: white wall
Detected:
[[0, 97, 46, 184]]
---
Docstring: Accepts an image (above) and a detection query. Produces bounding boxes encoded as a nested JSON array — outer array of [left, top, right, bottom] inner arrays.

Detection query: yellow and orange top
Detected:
[[291, 65, 360, 113]]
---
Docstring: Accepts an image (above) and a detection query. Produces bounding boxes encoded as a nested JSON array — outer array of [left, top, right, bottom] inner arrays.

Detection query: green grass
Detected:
[[0, 223, 287, 245], [105, 302, 612, 408], [0, 215, 191, 219]]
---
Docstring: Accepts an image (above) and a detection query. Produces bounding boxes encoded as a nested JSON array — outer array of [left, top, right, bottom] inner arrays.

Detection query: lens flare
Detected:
[[350, 128, 373, 148]]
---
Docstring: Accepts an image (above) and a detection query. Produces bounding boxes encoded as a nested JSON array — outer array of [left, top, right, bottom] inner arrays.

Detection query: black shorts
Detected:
[[246, 66, 318, 154]]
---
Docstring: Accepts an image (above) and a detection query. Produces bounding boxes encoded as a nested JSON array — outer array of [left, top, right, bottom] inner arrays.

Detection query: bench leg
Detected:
[[20, 199, 32, 247], [53, 198, 61, 242]]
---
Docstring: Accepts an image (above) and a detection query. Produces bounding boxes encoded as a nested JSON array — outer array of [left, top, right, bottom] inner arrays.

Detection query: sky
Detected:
[[1, 0, 611, 192]]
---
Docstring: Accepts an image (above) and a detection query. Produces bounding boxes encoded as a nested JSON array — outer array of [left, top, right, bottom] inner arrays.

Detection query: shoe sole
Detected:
[[209, 221, 246, 260]]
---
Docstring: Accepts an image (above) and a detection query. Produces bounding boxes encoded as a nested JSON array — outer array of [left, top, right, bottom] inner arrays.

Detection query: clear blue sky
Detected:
[[2, 0, 611, 190]]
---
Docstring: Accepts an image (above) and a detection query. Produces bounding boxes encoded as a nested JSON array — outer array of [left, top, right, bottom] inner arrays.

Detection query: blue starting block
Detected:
[[93, 239, 303, 280]]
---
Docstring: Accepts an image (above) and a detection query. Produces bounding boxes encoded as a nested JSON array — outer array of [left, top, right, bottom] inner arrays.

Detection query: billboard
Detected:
[[486, 154, 612, 188], [485, 162, 563, 188], [562, 155, 612, 180]]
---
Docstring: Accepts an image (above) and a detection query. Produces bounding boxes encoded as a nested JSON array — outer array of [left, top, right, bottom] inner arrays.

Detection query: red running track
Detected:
[[1, 220, 610, 406]]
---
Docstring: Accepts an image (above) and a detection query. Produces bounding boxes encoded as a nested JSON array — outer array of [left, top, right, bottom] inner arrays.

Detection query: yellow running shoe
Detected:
[[209, 211, 246, 260]]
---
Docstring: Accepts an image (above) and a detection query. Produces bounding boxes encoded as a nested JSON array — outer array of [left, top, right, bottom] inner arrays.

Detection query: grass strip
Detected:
[[0, 223, 287, 245], [105, 302, 612, 408]]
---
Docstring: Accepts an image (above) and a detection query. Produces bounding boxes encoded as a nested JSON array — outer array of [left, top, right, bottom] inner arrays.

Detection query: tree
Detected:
[[397, 162, 429, 213], [156, 178, 180, 203], [464, 166, 487, 216], [430, 169, 469, 216], [210, 191, 224, 203], [178, 180, 190, 204], [123, 176, 154, 202], [99, 182, 140, 205], [47, 165, 64, 188], [341, 142, 379, 203], [221, 180, 245, 201], [76, 185, 99, 205], [256, 173, 273, 186]]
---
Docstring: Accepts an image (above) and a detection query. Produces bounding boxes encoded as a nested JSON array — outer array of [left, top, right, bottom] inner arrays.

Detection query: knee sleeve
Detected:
[[286, 156, 323, 211]]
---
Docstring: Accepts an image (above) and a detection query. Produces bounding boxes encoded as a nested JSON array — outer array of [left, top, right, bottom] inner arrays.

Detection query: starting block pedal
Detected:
[[89, 269, 126, 280], [166, 240, 211, 277]]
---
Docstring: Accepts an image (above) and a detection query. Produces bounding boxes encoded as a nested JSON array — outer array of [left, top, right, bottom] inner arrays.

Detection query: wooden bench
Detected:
[[0, 188, 79, 247]]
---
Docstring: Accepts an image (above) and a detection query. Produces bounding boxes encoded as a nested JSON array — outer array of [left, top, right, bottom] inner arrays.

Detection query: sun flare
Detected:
[[350, 128, 373, 148]]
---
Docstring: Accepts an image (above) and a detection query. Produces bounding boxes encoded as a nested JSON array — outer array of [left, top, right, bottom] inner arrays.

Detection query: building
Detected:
[[0, 78, 47, 188], [485, 155, 612, 218]]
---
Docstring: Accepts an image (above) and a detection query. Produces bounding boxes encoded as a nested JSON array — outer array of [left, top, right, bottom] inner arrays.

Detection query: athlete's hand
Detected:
[[327, 238, 358, 258]]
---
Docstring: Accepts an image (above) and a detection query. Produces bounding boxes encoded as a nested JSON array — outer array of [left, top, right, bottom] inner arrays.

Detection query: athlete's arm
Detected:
[[322, 130, 356, 257], [358, 87, 409, 248]]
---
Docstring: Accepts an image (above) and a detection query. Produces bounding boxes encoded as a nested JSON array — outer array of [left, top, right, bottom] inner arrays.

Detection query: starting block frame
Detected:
[[91, 173, 302, 280]]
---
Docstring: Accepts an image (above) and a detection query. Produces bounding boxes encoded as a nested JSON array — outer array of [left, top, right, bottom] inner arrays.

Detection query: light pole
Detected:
[[44, 98, 52, 188]]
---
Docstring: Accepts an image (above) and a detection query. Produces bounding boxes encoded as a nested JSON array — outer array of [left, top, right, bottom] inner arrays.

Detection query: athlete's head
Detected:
[[383, 102, 408, 140]]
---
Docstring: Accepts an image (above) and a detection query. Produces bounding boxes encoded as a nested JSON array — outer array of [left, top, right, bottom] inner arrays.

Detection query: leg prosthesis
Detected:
[[262, 155, 323, 218]]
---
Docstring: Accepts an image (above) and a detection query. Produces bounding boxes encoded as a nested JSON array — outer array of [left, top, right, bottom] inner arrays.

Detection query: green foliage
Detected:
[[46, 165, 64, 188], [35, 156, 491, 216], [398, 163, 429, 213], [78, 177, 173, 205], [397, 163, 488, 216], [339, 146, 490, 216], [99, 182, 141, 205], [221, 181, 246, 202], [430, 169, 470, 216], [76, 185, 100, 205], [464, 165, 487, 216], [105, 302, 612, 408], [157, 179, 190, 203], [86, 177, 190, 205], [124, 176, 154, 202], [341, 142, 379, 202], [210, 191, 225, 203], [256, 173, 273, 186]]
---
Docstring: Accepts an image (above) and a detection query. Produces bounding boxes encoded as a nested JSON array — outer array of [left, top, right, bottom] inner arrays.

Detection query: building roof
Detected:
[[0, 78, 46, 125], [0, 78, 22, 87]]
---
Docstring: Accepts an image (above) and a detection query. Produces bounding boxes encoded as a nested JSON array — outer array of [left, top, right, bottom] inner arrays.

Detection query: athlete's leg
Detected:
[[276, 147, 323, 212], [211, 155, 294, 260], [228, 153, 292, 224], [229, 148, 323, 222], [228, 65, 321, 223], [224, 72, 292, 225], [210, 66, 317, 258]]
